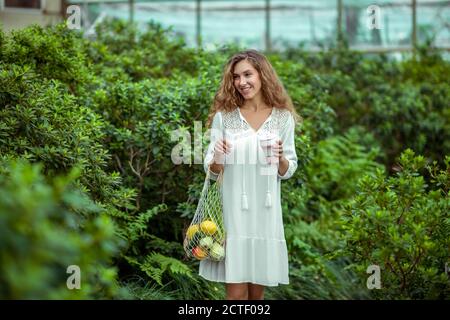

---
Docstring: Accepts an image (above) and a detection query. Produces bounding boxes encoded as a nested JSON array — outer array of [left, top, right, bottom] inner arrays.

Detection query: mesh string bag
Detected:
[[183, 167, 226, 261]]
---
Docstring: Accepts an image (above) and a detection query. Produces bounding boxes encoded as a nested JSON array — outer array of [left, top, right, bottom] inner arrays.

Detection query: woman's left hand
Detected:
[[269, 140, 283, 164]]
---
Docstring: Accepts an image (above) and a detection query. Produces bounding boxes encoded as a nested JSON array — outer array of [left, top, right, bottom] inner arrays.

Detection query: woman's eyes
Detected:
[[234, 74, 251, 79]]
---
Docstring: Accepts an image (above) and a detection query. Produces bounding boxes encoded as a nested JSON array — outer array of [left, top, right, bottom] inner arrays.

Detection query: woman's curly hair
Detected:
[[206, 49, 302, 128]]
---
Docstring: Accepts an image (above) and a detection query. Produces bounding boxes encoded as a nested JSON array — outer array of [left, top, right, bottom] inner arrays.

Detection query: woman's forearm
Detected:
[[278, 156, 289, 176], [209, 162, 224, 174]]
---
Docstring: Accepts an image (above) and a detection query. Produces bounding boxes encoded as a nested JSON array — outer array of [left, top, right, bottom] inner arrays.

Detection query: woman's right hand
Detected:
[[213, 138, 232, 164]]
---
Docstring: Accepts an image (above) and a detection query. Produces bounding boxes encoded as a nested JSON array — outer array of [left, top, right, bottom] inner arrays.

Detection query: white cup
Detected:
[[258, 132, 279, 165]]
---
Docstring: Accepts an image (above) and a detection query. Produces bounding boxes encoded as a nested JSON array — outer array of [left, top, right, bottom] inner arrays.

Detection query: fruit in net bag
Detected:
[[210, 243, 225, 261], [192, 247, 207, 260], [200, 220, 217, 235], [186, 224, 200, 239], [199, 236, 214, 250]]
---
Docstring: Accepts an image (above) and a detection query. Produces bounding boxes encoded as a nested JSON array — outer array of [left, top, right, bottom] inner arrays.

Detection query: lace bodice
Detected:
[[222, 107, 291, 134]]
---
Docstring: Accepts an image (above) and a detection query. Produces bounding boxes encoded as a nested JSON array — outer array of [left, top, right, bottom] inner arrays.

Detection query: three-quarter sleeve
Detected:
[[277, 112, 298, 180], [204, 112, 223, 181]]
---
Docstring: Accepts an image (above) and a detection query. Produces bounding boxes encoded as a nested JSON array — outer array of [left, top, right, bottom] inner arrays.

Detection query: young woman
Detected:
[[200, 49, 301, 300]]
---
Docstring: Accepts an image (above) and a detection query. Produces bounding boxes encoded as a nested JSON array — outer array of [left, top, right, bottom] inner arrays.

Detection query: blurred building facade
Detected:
[[0, 0, 67, 32], [1, 0, 449, 52]]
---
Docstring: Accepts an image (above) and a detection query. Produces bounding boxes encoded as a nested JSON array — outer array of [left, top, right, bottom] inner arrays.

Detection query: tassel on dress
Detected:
[[265, 191, 272, 208], [265, 170, 272, 208], [241, 192, 249, 210]]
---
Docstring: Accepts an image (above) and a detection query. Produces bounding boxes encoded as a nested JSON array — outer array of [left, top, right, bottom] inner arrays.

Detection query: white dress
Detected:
[[199, 107, 298, 287]]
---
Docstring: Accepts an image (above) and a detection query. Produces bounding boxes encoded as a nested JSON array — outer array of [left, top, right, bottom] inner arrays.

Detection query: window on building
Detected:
[[4, 0, 41, 9]]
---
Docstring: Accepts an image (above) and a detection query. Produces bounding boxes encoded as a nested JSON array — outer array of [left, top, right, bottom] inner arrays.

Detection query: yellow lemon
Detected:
[[200, 220, 218, 235], [186, 224, 199, 239]]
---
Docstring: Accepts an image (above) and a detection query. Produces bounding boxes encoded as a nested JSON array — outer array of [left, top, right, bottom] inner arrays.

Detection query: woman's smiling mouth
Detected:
[[241, 87, 252, 94]]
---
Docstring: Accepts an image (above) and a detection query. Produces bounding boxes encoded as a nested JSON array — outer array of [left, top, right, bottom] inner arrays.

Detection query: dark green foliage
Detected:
[[280, 47, 450, 169], [90, 19, 200, 81], [336, 150, 450, 299], [0, 159, 122, 299], [0, 24, 91, 95], [0, 63, 123, 204]]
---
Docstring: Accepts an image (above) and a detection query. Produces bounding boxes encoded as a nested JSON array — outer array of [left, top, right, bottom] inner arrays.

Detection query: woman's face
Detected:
[[233, 59, 262, 100]]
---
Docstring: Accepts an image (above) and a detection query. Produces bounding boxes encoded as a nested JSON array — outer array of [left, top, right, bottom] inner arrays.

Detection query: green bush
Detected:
[[0, 24, 91, 95], [273, 127, 384, 299], [0, 21, 218, 299], [0, 159, 122, 299], [90, 19, 200, 81], [280, 47, 450, 168], [0, 62, 128, 205], [336, 149, 450, 299]]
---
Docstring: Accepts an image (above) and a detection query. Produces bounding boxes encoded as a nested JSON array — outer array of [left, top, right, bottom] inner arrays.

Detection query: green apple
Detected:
[[210, 243, 225, 261], [199, 236, 214, 250]]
